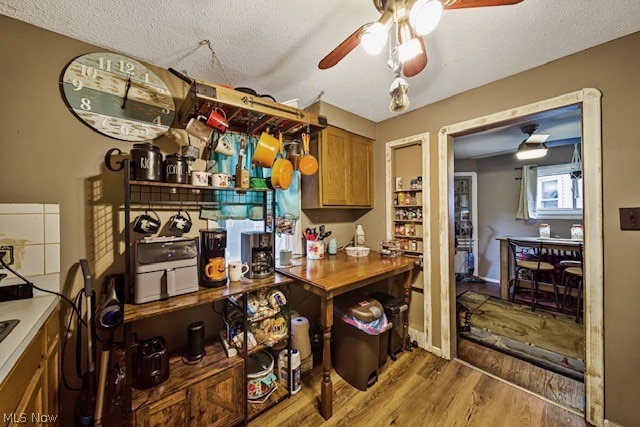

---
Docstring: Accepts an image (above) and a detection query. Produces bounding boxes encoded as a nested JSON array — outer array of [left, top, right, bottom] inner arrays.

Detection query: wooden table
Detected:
[[276, 251, 417, 420], [497, 236, 583, 300]]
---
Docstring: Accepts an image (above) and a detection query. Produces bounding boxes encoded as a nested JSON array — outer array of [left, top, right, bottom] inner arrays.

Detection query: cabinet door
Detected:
[[348, 134, 373, 207], [188, 364, 243, 427], [11, 366, 45, 427], [135, 390, 188, 427], [321, 127, 350, 205], [45, 345, 59, 420]]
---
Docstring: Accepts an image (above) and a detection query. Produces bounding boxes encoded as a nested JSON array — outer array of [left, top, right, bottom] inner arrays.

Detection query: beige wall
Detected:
[[374, 31, 640, 426]]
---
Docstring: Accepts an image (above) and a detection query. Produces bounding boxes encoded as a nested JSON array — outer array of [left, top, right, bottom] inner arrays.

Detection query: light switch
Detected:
[[619, 207, 640, 230]]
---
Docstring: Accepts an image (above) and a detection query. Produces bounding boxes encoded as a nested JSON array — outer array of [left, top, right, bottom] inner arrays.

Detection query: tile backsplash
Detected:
[[0, 204, 61, 295]]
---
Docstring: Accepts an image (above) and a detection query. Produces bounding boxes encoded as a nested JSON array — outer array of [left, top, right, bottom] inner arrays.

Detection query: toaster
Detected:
[[132, 336, 169, 390], [134, 237, 199, 304]]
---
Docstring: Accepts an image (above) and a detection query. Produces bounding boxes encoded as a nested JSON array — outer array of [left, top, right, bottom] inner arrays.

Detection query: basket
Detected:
[[344, 246, 370, 257]]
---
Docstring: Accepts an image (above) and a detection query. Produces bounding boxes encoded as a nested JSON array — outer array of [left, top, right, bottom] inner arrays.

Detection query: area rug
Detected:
[[458, 291, 585, 380]]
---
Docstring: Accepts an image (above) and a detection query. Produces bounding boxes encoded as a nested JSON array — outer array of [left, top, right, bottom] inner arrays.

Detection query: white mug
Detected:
[[211, 173, 230, 188], [228, 261, 250, 282], [185, 117, 214, 142]]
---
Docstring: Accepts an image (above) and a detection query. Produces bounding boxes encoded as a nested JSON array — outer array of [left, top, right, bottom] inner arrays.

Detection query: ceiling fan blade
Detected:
[[402, 38, 428, 78], [526, 134, 550, 143], [443, 0, 523, 9], [318, 24, 370, 70]]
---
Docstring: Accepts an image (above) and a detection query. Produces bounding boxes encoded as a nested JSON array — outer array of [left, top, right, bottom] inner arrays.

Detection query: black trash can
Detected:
[[332, 293, 389, 391], [371, 292, 408, 360]]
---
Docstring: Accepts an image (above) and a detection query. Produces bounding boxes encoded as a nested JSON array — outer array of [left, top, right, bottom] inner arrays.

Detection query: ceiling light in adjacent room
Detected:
[[516, 141, 548, 160]]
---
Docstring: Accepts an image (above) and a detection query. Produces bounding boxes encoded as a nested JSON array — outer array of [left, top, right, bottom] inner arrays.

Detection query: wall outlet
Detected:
[[0, 245, 14, 265], [619, 207, 640, 230]]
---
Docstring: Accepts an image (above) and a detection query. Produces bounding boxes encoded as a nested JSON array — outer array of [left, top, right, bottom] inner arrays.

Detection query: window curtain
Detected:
[[516, 165, 537, 220]]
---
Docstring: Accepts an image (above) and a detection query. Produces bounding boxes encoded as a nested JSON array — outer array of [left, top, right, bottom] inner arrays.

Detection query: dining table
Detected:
[[276, 251, 418, 420], [497, 236, 583, 300]]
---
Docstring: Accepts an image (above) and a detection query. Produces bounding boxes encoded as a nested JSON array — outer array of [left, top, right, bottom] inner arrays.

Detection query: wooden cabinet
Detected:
[[133, 345, 244, 427], [302, 126, 374, 209], [0, 307, 59, 427]]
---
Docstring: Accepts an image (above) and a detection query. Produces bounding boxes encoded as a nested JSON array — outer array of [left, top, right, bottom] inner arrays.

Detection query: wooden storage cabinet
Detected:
[[302, 126, 374, 208], [134, 356, 243, 427], [0, 307, 59, 427]]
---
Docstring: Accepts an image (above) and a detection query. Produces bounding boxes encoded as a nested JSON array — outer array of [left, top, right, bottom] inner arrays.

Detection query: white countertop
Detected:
[[0, 296, 59, 384]]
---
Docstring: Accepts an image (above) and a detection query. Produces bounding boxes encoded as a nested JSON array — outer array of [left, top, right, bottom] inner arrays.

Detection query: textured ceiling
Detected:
[[2, 0, 640, 122], [454, 106, 582, 159]]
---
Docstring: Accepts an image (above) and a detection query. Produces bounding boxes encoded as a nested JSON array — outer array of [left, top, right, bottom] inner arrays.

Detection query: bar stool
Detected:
[[561, 244, 584, 323], [507, 238, 560, 311]]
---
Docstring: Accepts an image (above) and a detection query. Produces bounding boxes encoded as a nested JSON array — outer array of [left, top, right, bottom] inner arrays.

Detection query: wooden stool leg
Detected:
[[576, 277, 583, 324], [561, 269, 568, 313], [550, 272, 560, 311], [531, 271, 537, 312], [511, 270, 519, 302]]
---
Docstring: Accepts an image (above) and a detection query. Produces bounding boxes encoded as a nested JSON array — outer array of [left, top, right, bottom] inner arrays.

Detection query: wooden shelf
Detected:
[[247, 383, 289, 421], [394, 235, 423, 240], [239, 338, 287, 357], [131, 341, 243, 412], [393, 219, 423, 223], [394, 188, 423, 193], [176, 79, 327, 137], [124, 274, 293, 323], [393, 204, 421, 208]]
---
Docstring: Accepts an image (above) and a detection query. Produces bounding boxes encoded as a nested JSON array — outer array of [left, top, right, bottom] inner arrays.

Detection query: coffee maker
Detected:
[[241, 231, 274, 279], [199, 229, 227, 288]]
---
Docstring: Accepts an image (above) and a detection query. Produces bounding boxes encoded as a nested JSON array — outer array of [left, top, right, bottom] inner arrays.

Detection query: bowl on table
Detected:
[[344, 246, 370, 257]]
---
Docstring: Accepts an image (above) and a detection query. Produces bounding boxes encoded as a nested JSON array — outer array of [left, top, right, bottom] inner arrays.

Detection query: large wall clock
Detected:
[[61, 52, 175, 141]]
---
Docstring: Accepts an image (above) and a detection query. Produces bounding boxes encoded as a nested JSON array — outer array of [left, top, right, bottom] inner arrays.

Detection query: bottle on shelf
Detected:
[[278, 349, 301, 395]]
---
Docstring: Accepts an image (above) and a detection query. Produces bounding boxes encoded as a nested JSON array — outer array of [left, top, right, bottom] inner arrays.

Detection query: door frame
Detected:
[[436, 89, 604, 426], [385, 132, 432, 349]]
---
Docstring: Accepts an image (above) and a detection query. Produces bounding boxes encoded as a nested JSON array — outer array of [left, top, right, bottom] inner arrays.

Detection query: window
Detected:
[[536, 163, 583, 219]]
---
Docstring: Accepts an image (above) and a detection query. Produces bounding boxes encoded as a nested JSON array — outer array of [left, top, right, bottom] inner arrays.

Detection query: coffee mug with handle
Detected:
[[228, 261, 250, 282], [205, 257, 226, 282], [203, 107, 228, 133], [186, 117, 214, 142], [133, 209, 161, 234], [169, 210, 192, 234]]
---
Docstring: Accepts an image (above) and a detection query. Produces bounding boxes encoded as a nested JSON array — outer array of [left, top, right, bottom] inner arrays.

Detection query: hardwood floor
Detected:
[[251, 348, 585, 426], [456, 281, 501, 298], [457, 339, 585, 413]]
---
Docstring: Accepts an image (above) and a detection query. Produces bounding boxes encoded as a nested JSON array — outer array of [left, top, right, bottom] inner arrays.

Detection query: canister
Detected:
[[164, 154, 189, 184], [130, 143, 163, 181]]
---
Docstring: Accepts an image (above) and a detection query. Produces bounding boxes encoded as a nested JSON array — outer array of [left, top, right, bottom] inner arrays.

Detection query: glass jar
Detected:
[[397, 192, 405, 205], [539, 223, 551, 238], [571, 224, 584, 240]]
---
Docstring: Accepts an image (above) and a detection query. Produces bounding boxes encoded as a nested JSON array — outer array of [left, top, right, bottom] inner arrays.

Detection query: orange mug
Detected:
[[205, 257, 226, 281]]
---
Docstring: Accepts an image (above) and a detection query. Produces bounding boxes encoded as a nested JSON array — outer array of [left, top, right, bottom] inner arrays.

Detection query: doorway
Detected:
[[435, 89, 603, 426], [451, 107, 586, 412]]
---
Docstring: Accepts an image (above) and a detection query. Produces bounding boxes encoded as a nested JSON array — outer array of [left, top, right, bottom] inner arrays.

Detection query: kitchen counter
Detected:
[[0, 295, 59, 384], [277, 251, 418, 420]]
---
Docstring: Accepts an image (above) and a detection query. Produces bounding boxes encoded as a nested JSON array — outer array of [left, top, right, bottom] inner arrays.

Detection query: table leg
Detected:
[[500, 240, 510, 300], [402, 267, 415, 350], [320, 297, 333, 420]]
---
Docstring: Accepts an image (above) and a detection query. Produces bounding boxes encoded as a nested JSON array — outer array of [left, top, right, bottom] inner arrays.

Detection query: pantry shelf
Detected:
[[394, 235, 423, 240], [393, 219, 423, 223], [393, 188, 423, 193], [247, 383, 289, 421]]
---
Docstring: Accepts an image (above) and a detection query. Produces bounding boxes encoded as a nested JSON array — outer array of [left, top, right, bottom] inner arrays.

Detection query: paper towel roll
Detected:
[[291, 316, 311, 359]]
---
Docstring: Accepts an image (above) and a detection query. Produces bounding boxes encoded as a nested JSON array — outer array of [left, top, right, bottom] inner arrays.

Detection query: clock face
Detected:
[[61, 52, 175, 141]]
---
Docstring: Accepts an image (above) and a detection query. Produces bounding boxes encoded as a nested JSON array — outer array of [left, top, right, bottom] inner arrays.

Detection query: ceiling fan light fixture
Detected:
[[360, 22, 389, 55], [398, 21, 423, 62], [408, 0, 444, 36], [516, 141, 548, 160]]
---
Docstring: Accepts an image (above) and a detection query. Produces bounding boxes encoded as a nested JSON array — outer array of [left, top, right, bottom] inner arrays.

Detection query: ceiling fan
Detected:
[[516, 124, 550, 160], [318, 0, 524, 78]]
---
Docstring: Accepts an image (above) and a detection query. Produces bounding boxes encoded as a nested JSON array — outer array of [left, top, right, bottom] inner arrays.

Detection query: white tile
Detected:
[[0, 204, 44, 214], [45, 244, 60, 274], [44, 214, 60, 244], [0, 214, 45, 244], [44, 204, 60, 214], [0, 244, 45, 277]]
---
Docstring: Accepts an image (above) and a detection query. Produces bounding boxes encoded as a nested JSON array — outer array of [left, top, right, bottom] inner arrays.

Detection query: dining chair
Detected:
[[507, 238, 560, 311], [561, 243, 584, 323]]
